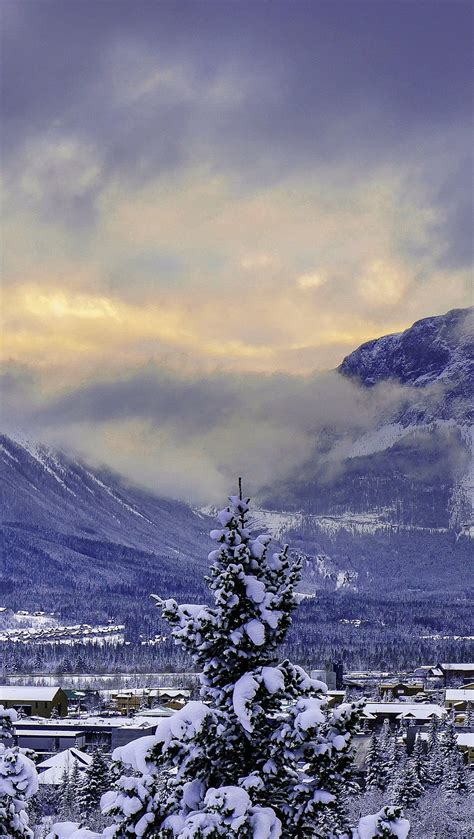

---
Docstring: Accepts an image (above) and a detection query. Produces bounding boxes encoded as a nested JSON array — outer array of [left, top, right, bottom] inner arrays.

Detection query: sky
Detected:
[[1, 0, 472, 501]]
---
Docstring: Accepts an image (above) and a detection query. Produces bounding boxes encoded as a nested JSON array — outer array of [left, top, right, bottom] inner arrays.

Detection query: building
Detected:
[[15, 714, 157, 752], [149, 688, 191, 707], [0, 686, 68, 718], [362, 703, 445, 729], [310, 662, 344, 691], [37, 747, 92, 784], [439, 663, 474, 686], [379, 681, 425, 699], [456, 733, 474, 765], [17, 728, 86, 755], [444, 687, 474, 712]]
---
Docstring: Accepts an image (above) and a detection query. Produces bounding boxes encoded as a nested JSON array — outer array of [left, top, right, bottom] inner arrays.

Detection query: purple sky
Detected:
[[1, 0, 472, 499]]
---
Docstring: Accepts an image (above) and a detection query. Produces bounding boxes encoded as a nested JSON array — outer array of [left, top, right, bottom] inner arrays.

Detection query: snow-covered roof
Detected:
[[0, 686, 62, 701], [396, 708, 445, 720], [456, 733, 474, 748], [16, 714, 151, 730], [18, 730, 81, 738], [440, 663, 474, 671], [364, 703, 445, 718], [149, 688, 191, 697], [445, 689, 474, 702], [133, 708, 175, 718], [38, 748, 92, 769], [38, 749, 91, 785]]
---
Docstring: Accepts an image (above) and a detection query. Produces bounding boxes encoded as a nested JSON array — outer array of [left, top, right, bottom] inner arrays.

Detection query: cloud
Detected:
[[1, 355, 446, 504]]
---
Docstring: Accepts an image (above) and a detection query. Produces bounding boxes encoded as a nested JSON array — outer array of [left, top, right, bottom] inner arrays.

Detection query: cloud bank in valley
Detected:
[[1, 357, 452, 504]]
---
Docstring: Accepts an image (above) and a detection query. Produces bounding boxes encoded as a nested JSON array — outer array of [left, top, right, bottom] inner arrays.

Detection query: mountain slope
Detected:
[[1, 307, 472, 619], [339, 306, 473, 422], [0, 434, 212, 621], [262, 307, 473, 532]]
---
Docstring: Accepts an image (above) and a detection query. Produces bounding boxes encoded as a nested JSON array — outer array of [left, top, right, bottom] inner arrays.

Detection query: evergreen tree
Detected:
[[58, 760, 80, 820], [0, 706, 38, 839], [378, 720, 391, 754], [409, 734, 426, 784], [385, 730, 403, 778], [427, 714, 440, 752], [78, 749, 110, 815], [424, 742, 443, 787], [440, 718, 458, 762], [442, 751, 469, 796], [94, 491, 376, 838], [391, 761, 424, 808], [352, 805, 410, 839], [365, 735, 387, 792]]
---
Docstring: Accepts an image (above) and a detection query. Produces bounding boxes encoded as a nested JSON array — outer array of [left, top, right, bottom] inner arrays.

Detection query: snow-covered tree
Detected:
[[0, 706, 38, 839], [94, 490, 389, 839], [442, 751, 469, 796], [440, 718, 458, 761], [78, 750, 111, 815], [408, 735, 426, 784], [385, 730, 403, 779], [351, 806, 410, 839], [365, 735, 387, 792], [0, 706, 15, 743], [378, 720, 391, 754], [427, 714, 440, 752], [390, 762, 423, 809]]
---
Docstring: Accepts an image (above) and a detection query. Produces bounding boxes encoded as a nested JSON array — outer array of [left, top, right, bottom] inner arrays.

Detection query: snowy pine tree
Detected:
[[409, 734, 426, 784], [440, 718, 458, 762], [94, 489, 389, 839], [0, 706, 38, 839], [78, 749, 111, 815], [391, 761, 423, 808], [442, 751, 469, 796], [352, 806, 409, 839], [365, 735, 387, 792]]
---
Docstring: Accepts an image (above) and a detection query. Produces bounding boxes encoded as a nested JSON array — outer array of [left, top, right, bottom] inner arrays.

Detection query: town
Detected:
[[1, 659, 472, 781]]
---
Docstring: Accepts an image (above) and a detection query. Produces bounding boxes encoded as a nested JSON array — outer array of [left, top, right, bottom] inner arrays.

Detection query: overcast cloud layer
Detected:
[[1, 1, 472, 500]]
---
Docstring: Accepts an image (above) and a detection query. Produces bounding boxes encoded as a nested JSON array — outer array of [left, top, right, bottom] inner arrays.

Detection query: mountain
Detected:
[[261, 307, 473, 532], [0, 434, 212, 623], [339, 306, 473, 423], [1, 307, 472, 621]]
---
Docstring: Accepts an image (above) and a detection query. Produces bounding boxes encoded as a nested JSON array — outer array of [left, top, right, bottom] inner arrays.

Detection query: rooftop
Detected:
[[0, 686, 62, 701], [445, 689, 474, 701]]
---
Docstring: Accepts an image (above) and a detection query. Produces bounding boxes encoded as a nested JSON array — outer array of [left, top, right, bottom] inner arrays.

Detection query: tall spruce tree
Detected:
[[78, 750, 111, 815], [90, 490, 403, 839], [391, 761, 424, 808], [365, 735, 387, 792], [409, 735, 426, 784]]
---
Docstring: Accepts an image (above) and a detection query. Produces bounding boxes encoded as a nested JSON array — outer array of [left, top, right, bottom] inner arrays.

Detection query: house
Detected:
[[444, 687, 474, 712], [311, 669, 336, 690], [326, 691, 346, 709], [439, 663, 474, 686], [456, 733, 474, 765], [15, 714, 157, 752], [37, 747, 92, 784], [362, 703, 445, 729], [149, 688, 191, 707], [112, 691, 146, 715], [17, 728, 86, 755], [0, 686, 68, 718], [379, 681, 425, 699]]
